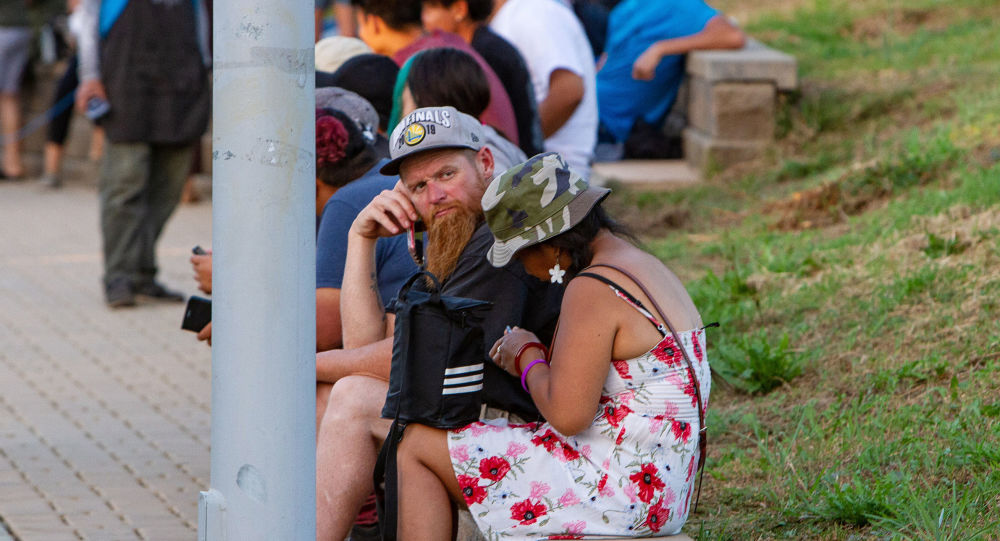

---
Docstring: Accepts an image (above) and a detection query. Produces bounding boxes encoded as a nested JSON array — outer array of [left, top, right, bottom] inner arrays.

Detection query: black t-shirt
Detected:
[[472, 26, 545, 158], [412, 223, 562, 420]]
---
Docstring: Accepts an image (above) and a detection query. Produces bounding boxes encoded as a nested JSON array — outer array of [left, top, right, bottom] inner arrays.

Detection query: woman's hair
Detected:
[[422, 0, 495, 23], [316, 108, 377, 188], [407, 48, 490, 119], [545, 203, 638, 278]]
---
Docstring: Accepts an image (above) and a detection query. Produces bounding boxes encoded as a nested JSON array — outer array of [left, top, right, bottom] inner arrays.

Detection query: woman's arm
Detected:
[[492, 278, 621, 436]]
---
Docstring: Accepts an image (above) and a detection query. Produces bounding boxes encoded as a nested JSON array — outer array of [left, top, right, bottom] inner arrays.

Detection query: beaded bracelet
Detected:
[[514, 342, 548, 374], [520, 358, 549, 393]]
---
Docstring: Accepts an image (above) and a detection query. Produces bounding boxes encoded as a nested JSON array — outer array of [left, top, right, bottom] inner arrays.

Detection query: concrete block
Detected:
[[688, 78, 776, 140], [591, 159, 701, 190], [683, 127, 768, 172], [687, 38, 798, 91]]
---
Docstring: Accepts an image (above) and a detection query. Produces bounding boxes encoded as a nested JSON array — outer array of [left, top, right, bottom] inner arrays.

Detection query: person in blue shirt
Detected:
[[596, 0, 745, 146], [192, 93, 415, 352]]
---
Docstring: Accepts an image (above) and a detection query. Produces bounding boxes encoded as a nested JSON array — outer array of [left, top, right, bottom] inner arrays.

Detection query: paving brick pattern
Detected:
[[0, 181, 212, 540]]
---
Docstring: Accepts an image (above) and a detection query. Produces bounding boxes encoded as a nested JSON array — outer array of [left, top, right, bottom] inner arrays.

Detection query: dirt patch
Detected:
[[763, 173, 886, 231], [849, 7, 956, 42], [766, 183, 845, 230], [623, 207, 692, 236], [971, 143, 1000, 168], [791, 205, 1000, 378]]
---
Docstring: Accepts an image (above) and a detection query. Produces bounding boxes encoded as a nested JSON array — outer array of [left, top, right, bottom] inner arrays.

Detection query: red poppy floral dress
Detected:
[[447, 280, 710, 540]]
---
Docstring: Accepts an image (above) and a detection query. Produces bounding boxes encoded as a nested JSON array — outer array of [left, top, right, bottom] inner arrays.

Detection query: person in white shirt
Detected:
[[490, 0, 597, 179]]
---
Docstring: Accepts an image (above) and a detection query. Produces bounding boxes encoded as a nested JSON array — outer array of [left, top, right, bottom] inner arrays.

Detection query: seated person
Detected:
[[315, 106, 562, 540], [596, 0, 745, 146], [191, 95, 416, 359], [393, 152, 710, 539], [391, 47, 527, 173], [313, 105, 417, 355], [349, 0, 519, 147], [419, 0, 543, 156], [490, 0, 598, 179], [317, 53, 399, 157]]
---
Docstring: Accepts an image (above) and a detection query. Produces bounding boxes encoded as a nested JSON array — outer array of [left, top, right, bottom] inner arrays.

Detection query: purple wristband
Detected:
[[520, 358, 548, 393]]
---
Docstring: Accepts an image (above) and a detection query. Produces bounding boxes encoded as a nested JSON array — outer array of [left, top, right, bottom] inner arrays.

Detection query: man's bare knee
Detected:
[[323, 375, 387, 424]]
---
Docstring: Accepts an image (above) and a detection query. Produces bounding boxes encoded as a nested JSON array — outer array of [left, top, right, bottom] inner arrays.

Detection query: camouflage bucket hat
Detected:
[[482, 152, 611, 267]]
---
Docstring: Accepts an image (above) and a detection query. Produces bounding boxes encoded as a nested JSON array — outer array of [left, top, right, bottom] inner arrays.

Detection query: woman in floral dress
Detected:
[[395, 152, 709, 539]]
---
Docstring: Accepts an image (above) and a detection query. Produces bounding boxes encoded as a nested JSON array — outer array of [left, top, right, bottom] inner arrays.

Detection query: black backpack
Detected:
[[375, 270, 492, 541]]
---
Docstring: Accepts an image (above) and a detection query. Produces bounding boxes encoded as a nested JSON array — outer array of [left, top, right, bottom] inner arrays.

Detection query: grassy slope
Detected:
[[605, 0, 1000, 538]]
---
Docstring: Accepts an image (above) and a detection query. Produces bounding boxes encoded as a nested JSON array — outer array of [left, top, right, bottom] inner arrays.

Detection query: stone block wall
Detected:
[[683, 39, 797, 172]]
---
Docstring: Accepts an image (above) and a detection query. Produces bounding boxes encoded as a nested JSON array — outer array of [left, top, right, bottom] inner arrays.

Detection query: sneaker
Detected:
[[105, 278, 136, 308], [135, 281, 185, 302], [38, 173, 62, 189]]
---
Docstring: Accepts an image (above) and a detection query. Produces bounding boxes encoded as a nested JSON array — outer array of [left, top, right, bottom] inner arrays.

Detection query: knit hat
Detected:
[[315, 87, 379, 145], [482, 152, 610, 267], [314, 36, 372, 72]]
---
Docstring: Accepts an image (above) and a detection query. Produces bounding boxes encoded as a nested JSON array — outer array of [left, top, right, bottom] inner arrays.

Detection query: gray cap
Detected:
[[380, 106, 485, 176], [315, 87, 379, 145]]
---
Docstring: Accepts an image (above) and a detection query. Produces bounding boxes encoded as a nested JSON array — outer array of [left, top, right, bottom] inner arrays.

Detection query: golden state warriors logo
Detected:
[[404, 123, 426, 146]]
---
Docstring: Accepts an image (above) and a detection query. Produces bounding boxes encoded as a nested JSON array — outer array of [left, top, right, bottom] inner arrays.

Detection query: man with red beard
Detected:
[[315, 106, 562, 541]]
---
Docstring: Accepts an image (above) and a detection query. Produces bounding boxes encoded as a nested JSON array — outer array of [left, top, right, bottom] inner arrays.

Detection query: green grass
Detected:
[[606, 0, 1000, 538]]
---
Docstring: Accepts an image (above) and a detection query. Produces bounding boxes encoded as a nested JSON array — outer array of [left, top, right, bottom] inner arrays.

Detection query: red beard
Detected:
[[423, 205, 478, 285]]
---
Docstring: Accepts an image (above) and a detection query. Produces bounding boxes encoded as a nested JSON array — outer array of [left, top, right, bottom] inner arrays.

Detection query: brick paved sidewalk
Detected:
[[0, 181, 212, 540]]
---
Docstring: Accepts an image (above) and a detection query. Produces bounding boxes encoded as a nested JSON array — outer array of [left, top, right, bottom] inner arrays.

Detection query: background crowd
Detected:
[[2, 0, 741, 538]]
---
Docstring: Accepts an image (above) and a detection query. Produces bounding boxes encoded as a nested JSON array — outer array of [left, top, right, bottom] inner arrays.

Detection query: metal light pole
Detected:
[[199, 0, 315, 539]]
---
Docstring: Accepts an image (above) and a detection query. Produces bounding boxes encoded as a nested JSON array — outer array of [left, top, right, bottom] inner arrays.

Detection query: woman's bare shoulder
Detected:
[[586, 245, 702, 331]]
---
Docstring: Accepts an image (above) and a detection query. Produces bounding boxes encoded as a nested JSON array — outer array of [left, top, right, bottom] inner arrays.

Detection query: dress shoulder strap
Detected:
[[575, 271, 667, 337]]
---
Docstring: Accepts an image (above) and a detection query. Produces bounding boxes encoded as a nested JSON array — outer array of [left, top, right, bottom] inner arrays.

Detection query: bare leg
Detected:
[[1, 94, 24, 177], [316, 376, 392, 541], [89, 126, 105, 162], [43, 142, 63, 176], [315, 381, 332, 440], [397, 424, 465, 541]]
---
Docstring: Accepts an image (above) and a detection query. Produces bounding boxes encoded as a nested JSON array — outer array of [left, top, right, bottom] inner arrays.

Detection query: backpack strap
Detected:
[[374, 419, 406, 541], [583, 263, 709, 514]]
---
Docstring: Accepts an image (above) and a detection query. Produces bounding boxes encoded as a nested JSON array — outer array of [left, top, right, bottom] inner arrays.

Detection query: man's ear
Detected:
[[370, 14, 384, 35], [476, 146, 495, 180]]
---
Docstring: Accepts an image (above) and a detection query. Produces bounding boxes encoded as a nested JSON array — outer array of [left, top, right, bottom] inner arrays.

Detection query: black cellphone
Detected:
[[192, 245, 207, 255], [181, 296, 212, 332]]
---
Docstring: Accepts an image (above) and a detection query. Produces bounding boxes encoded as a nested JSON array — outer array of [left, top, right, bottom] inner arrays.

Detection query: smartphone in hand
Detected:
[[181, 296, 212, 332], [192, 245, 207, 255], [85, 97, 111, 120]]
